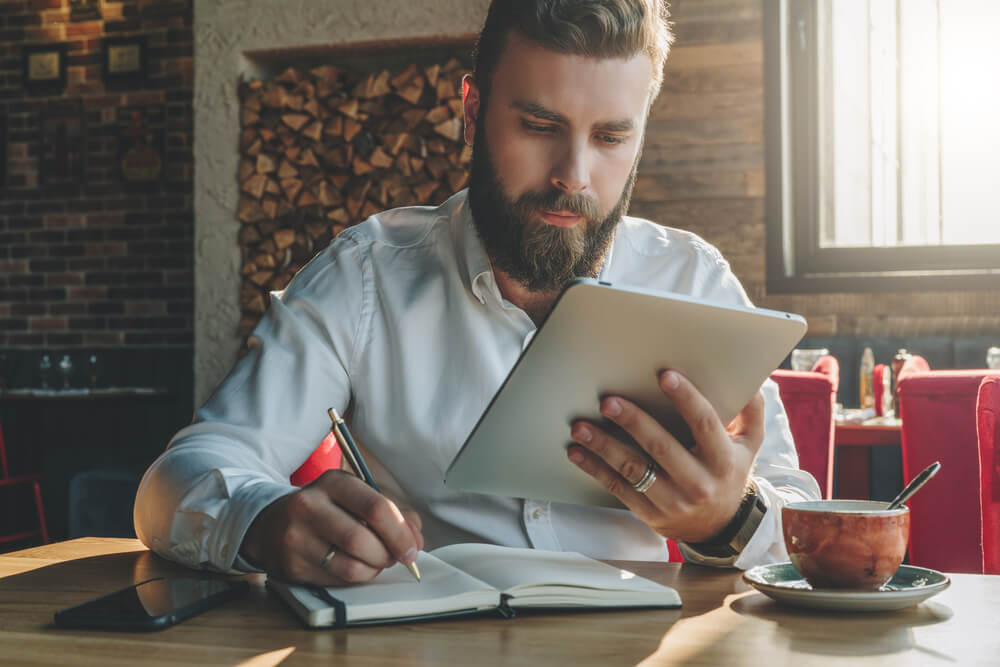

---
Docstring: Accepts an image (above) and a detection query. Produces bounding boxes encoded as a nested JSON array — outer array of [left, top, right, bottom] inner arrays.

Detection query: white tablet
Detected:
[[444, 278, 807, 508]]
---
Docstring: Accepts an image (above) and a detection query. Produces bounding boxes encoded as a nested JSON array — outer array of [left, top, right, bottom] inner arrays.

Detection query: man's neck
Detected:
[[492, 268, 560, 326]]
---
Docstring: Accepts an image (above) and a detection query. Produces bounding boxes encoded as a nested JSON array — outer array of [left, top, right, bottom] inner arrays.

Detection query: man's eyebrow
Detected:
[[511, 100, 635, 133]]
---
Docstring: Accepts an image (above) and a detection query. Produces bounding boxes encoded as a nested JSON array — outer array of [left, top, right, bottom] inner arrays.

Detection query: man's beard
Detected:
[[467, 122, 640, 293]]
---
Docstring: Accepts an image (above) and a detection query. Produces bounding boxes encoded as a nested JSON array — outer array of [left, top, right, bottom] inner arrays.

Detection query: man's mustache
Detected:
[[513, 189, 600, 221]]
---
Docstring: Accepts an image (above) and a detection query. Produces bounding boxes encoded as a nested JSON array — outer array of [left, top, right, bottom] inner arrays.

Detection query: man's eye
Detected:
[[597, 134, 626, 145], [522, 120, 555, 133]]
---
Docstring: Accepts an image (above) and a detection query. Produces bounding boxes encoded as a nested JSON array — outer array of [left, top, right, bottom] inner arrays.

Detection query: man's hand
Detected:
[[240, 470, 424, 586], [567, 369, 765, 543]]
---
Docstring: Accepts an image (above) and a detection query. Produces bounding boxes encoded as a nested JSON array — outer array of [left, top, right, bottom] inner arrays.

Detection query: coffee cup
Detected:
[[782, 500, 909, 590]]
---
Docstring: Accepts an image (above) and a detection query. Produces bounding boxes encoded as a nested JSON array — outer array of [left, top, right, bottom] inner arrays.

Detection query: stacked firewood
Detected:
[[236, 58, 472, 336]]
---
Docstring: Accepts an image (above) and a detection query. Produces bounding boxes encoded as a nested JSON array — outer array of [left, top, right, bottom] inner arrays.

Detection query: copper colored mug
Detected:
[[782, 500, 910, 590]]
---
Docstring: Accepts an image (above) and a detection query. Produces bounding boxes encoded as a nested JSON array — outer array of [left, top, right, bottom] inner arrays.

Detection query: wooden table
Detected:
[[835, 420, 902, 500], [2, 538, 997, 666]]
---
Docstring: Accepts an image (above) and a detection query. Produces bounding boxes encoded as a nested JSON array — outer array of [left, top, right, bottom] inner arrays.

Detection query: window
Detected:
[[765, 0, 1000, 292]]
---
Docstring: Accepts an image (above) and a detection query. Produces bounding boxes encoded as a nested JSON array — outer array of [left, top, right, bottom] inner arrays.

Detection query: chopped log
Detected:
[[337, 98, 359, 118], [447, 169, 470, 192], [238, 158, 255, 183], [253, 252, 277, 269], [369, 146, 393, 168], [258, 128, 276, 144], [239, 128, 257, 151], [301, 120, 323, 142], [261, 86, 287, 109], [280, 178, 303, 203], [242, 290, 267, 315], [400, 108, 426, 130], [313, 179, 343, 207], [395, 151, 412, 176], [277, 127, 296, 147], [327, 207, 349, 224], [413, 180, 438, 201], [275, 67, 303, 86], [433, 117, 463, 142], [346, 195, 364, 218], [355, 70, 391, 98], [352, 155, 375, 175], [249, 270, 274, 287], [297, 148, 320, 168], [241, 108, 260, 127], [303, 97, 322, 118], [361, 200, 381, 219], [409, 155, 425, 173], [396, 79, 424, 105], [283, 94, 304, 111], [241, 173, 268, 199], [246, 137, 263, 157], [343, 118, 362, 142], [442, 57, 463, 73], [281, 113, 311, 132], [436, 77, 456, 100], [425, 154, 449, 179], [383, 132, 409, 156], [238, 224, 261, 245], [238, 197, 266, 223], [446, 97, 464, 116], [331, 172, 350, 189], [261, 198, 279, 219], [297, 189, 319, 208], [425, 105, 451, 125], [310, 65, 341, 85], [306, 222, 329, 239], [256, 153, 277, 174], [277, 159, 298, 180], [424, 63, 440, 87], [243, 89, 262, 111], [273, 228, 296, 249], [324, 115, 343, 137], [240, 262, 256, 276], [390, 64, 419, 89], [459, 144, 473, 164]]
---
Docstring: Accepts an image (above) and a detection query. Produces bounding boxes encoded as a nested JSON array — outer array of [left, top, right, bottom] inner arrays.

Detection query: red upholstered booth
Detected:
[[897, 357, 1000, 573], [290, 431, 343, 487], [978, 377, 1000, 574], [770, 355, 840, 499]]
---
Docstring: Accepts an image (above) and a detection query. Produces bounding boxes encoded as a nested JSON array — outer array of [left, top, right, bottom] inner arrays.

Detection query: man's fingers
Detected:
[[729, 390, 766, 453], [658, 370, 731, 469], [566, 444, 662, 521], [321, 472, 421, 567]]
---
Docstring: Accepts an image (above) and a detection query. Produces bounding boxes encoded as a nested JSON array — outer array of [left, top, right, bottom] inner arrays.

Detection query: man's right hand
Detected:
[[240, 470, 424, 586]]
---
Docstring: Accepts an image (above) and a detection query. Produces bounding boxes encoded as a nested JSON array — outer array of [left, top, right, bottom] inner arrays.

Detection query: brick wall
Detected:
[[0, 0, 193, 350]]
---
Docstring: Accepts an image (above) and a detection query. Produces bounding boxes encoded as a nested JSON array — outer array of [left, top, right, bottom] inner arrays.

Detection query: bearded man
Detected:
[[135, 0, 819, 586]]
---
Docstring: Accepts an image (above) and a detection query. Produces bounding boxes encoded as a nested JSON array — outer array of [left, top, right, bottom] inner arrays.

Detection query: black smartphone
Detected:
[[53, 576, 249, 631]]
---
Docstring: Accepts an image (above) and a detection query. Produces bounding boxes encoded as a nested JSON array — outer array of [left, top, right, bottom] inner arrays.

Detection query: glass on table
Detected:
[[58, 354, 74, 389], [38, 354, 53, 389], [791, 348, 830, 372], [988, 347, 1000, 370]]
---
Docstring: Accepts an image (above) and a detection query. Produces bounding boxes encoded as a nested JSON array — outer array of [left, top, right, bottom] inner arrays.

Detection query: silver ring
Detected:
[[320, 547, 337, 569], [630, 462, 657, 494]]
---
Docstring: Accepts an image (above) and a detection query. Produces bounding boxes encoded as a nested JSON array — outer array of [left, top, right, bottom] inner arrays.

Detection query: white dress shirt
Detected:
[[134, 189, 820, 573]]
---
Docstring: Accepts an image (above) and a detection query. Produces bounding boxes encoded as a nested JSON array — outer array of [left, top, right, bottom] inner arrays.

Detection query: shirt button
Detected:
[[532, 508, 544, 520]]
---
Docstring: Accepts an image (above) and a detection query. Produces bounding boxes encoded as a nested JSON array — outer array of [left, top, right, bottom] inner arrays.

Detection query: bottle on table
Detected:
[[891, 348, 912, 417], [859, 346, 875, 410]]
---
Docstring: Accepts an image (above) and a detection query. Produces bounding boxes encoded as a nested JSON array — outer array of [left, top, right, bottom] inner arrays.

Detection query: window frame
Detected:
[[764, 0, 1000, 294]]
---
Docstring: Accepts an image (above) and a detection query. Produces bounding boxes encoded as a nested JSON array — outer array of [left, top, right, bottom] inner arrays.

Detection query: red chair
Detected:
[[770, 355, 840, 499], [290, 431, 342, 487], [897, 358, 1000, 573], [0, 419, 49, 546], [978, 376, 1000, 574]]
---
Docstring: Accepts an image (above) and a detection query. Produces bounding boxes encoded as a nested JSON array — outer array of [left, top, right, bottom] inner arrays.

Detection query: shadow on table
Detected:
[[730, 593, 954, 660]]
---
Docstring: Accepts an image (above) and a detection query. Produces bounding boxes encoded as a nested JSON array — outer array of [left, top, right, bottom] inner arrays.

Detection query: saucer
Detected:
[[742, 562, 950, 612]]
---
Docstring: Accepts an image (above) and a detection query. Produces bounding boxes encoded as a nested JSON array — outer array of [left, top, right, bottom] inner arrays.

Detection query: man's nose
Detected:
[[549, 141, 589, 195]]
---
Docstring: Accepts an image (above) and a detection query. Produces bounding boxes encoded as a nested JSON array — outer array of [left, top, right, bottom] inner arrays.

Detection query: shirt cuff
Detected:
[[679, 476, 797, 570], [211, 480, 296, 573]]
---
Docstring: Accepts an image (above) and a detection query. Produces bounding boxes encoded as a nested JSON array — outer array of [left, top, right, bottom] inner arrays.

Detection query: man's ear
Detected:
[[461, 74, 480, 146]]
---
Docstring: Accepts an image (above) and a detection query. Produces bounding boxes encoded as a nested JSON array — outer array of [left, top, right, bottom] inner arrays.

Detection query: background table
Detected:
[[1, 538, 997, 666], [835, 420, 903, 500]]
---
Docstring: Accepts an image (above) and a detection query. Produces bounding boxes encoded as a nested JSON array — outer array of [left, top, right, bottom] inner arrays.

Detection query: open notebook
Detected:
[[267, 543, 681, 628]]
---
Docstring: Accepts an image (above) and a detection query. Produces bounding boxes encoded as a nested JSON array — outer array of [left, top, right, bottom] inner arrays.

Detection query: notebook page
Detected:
[[323, 551, 501, 622], [431, 543, 679, 604]]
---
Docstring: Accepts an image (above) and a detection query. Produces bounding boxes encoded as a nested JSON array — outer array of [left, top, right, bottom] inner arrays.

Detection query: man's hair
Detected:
[[472, 0, 674, 105]]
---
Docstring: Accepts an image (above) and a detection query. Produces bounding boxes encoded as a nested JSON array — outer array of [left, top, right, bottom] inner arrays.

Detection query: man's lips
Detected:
[[539, 210, 584, 228]]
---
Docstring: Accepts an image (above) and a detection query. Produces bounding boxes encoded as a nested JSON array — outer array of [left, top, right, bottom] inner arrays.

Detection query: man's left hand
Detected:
[[567, 369, 765, 543]]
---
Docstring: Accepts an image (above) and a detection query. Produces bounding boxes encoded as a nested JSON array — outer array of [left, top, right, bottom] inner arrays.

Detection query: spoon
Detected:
[[886, 461, 941, 510]]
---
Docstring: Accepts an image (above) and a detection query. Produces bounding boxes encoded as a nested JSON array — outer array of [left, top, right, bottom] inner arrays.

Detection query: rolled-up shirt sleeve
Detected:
[[134, 235, 369, 572]]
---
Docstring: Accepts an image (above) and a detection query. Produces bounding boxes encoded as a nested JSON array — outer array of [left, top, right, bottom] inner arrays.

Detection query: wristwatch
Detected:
[[683, 481, 768, 559]]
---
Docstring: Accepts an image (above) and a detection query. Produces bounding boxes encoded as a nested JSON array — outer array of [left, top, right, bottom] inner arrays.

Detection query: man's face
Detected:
[[465, 31, 653, 292]]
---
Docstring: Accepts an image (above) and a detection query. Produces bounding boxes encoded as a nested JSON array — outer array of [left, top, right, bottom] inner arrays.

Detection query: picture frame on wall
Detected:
[[22, 43, 67, 95], [102, 36, 147, 86], [117, 105, 166, 188], [40, 99, 86, 188], [69, 0, 102, 21]]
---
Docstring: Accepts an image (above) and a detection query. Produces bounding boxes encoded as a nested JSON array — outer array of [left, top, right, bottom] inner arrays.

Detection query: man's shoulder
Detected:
[[617, 214, 726, 264], [338, 192, 462, 249]]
